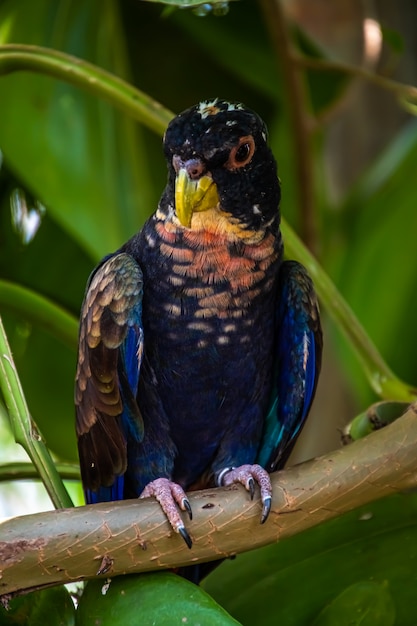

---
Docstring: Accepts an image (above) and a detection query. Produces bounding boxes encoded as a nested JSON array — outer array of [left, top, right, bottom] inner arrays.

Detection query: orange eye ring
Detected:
[[226, 135, 255, 170]]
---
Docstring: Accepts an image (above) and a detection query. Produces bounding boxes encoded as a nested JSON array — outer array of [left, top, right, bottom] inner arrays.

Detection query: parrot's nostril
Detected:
[[185, 159, 206, 180], [173, 155, 206, 180]]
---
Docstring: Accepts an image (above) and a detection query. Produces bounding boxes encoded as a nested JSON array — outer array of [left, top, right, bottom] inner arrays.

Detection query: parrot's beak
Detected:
[[175, 168, 220, 228]]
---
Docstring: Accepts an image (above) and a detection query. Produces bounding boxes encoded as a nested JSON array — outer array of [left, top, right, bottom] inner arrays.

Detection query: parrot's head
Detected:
[[162, 99, 281, 236]]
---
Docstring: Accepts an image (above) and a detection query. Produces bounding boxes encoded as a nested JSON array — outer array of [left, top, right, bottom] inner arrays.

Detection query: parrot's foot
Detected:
[[217, 464, 272, 524], [139, 478, 193, 549]]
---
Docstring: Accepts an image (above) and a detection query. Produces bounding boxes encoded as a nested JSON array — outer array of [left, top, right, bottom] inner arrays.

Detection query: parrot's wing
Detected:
[[257, 260, 322, 472], [75, 252, 144, 503]]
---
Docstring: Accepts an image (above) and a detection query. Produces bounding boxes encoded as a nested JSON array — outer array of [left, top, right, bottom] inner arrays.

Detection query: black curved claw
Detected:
[[248, 477, 255, 500], [261, 496, 272, 524], [183, 497, 193, 520], [179, 525, 193, 549]]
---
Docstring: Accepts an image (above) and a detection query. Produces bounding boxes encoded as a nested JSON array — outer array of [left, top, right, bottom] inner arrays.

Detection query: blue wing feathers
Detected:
[[257, 261, 322, 471], [303, 329, 317, 418], [119, 325, 144, 444], [86, 479, 124, 505]]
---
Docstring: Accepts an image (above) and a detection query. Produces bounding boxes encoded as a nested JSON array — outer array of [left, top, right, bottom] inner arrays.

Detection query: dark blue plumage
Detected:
[[75, 99, 322, 552]]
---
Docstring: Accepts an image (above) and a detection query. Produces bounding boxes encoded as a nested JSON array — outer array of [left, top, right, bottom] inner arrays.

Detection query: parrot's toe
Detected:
[[140, 477, 193, 548], [218, 464, 272, 523]]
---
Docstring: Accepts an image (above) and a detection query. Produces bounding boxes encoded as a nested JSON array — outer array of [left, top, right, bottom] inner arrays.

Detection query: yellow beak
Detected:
[[175, 168, 220, 228]]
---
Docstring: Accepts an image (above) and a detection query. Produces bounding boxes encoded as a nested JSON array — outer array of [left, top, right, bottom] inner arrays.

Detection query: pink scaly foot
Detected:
[[217, 464, 272, 524], [139, 478, 193, 548]]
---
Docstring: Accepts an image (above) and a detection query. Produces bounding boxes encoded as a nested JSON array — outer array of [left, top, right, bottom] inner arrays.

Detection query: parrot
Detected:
[[75, 98, 322, 560]]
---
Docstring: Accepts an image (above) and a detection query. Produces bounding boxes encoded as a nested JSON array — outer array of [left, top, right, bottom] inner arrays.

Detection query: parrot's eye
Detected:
[[226, 135, 255, 170], [235, 142, 251, 162]]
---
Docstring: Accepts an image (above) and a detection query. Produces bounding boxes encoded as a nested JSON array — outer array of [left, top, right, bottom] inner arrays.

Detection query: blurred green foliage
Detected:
[[1, 0, 417, 623], [205, 493, 417, 625]]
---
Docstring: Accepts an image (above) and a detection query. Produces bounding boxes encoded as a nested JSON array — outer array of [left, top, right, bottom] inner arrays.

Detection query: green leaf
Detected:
[[334, 118, 417, 401], [0, 586, 75, 626], [76, 573, 241, 625], [0, 0, 157, 260], [0, 196, 88, 463], [0, 280, 78, 352], [2, 316, 79, 462], [205, 494, 417, 625], [312, 581, 395, 626], [0, 315, 73, 507], [0, 0, 162, 463]]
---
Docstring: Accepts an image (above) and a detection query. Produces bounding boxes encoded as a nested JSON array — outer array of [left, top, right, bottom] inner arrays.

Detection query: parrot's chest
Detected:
[[140, 218, 280, 349], [137, 219, 280, 405]]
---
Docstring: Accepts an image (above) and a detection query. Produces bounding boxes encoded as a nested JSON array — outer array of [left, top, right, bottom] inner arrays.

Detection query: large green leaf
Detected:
[[0, 0, 159, 462], [332, 119, 417, 401], [76, 573, 240, 625], [2, 313, 78, 462], [0, 193, 85, 462], [312, 581, 395, 626], [205, 494, 417, 625], [0, 0, 156, 261], [0, 585, 75, 626]]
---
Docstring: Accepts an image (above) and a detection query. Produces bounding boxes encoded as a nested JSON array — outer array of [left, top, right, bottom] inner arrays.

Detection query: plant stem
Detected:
[[293, 52, 417, 113], [0, 316, 73, 508], [0, 44, 172, 134], [283, 221, 416, 402], [0, 462, 80, 483]]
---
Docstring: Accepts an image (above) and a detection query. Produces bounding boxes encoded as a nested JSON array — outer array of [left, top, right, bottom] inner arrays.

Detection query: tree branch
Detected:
[[1, 405, 417, 598]]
